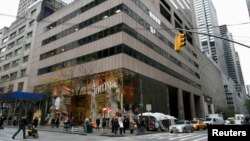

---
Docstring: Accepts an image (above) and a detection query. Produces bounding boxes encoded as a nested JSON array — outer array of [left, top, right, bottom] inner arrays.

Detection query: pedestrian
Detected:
[[51, 118, 55, 128], [111, 117, 115, 133], [0, 115, 4, 129], [55, 116, 60, 128], [118, 116, 124, 135], [243, 117, 250, 125], [83, 118, 89, 133], [123, 116, 129, 133], [129, 118, 136, 134], [101, 118, 106, 134], [96, 117, 100, 131], [8, 116, 12, 125], [113, 116, 119, 134], [12, 116, 28, 139], [32, 117, 39, 128]]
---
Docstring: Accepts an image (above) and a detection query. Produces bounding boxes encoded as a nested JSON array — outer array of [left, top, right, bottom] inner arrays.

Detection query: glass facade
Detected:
[[35, 68, 176, 124]]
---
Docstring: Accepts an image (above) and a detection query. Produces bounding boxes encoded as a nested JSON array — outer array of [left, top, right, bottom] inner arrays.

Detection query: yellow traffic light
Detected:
[[174, 33, 186, 53]]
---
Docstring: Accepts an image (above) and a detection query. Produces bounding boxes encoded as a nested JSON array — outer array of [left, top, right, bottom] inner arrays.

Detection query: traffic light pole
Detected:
[[176, 28, 250, 49]]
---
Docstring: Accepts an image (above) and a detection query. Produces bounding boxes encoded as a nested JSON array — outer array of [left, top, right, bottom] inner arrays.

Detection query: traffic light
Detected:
[[174, 33, 186, 53]]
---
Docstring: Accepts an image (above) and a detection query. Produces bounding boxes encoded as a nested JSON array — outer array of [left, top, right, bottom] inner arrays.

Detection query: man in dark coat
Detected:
[[12, 116, 28, 139]]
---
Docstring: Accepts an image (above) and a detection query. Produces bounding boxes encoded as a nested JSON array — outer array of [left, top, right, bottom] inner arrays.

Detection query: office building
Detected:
[[219, 25, 247, 113], [28, 0, 206, 121], [194, 0, 227, 74]]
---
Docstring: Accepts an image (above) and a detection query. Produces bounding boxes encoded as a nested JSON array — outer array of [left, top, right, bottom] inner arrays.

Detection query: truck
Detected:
[[203, 114, 225, 125]]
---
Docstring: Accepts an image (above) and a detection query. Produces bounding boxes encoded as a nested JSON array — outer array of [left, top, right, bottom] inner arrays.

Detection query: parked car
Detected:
[[169, 120, 193, 133], [191, 120, 206, 130]]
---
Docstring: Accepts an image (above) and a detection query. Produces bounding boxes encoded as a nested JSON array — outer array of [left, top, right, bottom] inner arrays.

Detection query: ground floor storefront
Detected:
[[34, 68, 204, 126]]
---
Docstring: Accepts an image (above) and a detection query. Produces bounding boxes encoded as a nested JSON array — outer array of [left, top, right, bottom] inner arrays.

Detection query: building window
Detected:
[[27, 31, 33, 38], [3, 63, 10, 71], [1, 75, 9, 81], [10, 72, 18, 80], [29, 20, 35, 27], [18, 82, 24, 91], [0, 56, 4, 63], [17, 36, 24, 45], [15, 48, 22, 56], [0, 47, 6, 53], [8, 85, 14, 92], [19, 26, 26, 34], [25, 43, 31, 50], [10, 32, 17, 39], [31, 9, 36, 16], [8, 42, 15, 49], [12, 59, 20, 67], [2, 37, 9, 44], [6, 52, 12, 60], [23, 55, 29, 63], [21, 69, 26, 77]]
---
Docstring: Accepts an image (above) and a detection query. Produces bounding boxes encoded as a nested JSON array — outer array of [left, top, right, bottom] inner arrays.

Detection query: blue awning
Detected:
[[0, 91, 48, 101]]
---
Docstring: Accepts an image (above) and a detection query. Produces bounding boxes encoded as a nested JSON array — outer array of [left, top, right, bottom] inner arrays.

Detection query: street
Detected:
[[0, 127, 208, 141]]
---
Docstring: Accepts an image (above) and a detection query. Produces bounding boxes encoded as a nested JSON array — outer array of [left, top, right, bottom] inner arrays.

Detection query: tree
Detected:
[[223, 107, 235, 118], [244, 99, 250, 114]]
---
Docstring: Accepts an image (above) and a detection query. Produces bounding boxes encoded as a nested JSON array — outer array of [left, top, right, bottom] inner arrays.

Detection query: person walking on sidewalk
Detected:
[[96, 117, 100, 131], [12, 116, 28, 139], [118, 116, 124, 135], [101, 118, 107, 134], [123, 116, 129, 133]]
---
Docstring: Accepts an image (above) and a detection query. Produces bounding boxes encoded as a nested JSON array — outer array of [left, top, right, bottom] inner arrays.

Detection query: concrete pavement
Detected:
[[37, 125, 166, 137]]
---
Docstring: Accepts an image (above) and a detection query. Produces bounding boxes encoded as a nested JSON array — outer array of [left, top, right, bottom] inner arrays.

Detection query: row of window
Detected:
[[1, 69, 26, 82], [0, 31, 33, 55], [0, 43, 30, 63], [41, 22, 199, 79], [42, 4, 122, 45], [38, 44, 201, 89], [44, 0, 107, 32], [0, 56, 29, 72], [0, 81, 24, 92], [1, 20, 34, 45], [40, 5, 199, 79], [130, 0, 198, 66]]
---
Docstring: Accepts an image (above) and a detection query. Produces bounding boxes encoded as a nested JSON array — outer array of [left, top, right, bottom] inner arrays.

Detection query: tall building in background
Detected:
[[17, 0, 74, 18], [219, 25, 247, 113], [194, 0, 227, 74], [247, 0, 250, 18], [17, 0, 37, 17]]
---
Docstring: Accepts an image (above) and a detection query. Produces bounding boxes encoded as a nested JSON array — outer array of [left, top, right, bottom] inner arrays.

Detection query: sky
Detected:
[[0, 0, 250, 85]]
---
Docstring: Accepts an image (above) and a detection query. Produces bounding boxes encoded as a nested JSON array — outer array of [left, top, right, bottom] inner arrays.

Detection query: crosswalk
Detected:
[[128, 132, 208, 141]]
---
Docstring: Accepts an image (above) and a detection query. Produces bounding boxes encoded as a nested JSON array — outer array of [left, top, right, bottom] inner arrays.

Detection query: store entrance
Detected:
[[68, 95, 91, 124]]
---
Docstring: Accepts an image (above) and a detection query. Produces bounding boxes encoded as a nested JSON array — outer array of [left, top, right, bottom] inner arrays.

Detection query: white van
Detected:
[[203, 117, 225, 125]]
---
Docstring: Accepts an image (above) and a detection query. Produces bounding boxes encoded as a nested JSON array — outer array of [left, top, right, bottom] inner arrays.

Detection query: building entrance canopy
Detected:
[[0, 91, 48, 101]]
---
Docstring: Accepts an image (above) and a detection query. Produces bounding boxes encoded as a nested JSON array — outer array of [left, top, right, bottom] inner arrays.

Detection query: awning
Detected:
[[0, 91, 48, 101]]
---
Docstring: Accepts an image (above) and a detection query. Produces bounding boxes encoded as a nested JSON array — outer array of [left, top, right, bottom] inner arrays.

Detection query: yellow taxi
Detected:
[[191, 120, 207, 130]]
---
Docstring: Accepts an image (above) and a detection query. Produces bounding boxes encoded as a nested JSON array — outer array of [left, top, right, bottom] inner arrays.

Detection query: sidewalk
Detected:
[[38, 126, 167, 137], [7, 125, 167, 137]]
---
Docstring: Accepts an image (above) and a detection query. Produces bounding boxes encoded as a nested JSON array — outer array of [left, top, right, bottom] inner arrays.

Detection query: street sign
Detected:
[[146, 104, 151, 111]]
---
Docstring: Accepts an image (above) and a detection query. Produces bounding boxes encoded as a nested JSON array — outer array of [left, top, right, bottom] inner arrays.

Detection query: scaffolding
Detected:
[[0, 91, 48, 125]]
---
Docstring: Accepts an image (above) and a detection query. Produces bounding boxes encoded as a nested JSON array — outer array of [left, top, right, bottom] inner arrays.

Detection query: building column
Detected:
[[190, 93, 196, 119], [200, 96, 206, 117], [166, 86, 170, 115], [178, 88, 185, 120]]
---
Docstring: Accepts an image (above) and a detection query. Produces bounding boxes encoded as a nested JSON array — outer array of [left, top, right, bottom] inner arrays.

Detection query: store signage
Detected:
[[93, 81, 118, 95]]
